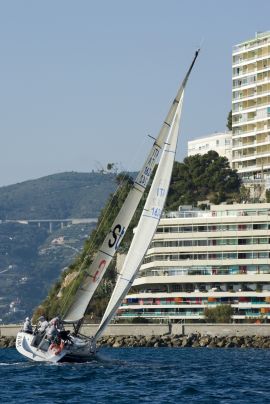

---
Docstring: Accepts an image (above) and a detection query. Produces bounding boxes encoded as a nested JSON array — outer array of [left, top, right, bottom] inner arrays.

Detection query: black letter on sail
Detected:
[[108, 224, 122, 248]]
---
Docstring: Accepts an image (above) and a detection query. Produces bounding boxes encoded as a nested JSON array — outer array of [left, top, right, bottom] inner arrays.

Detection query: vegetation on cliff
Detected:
[[166, 151, 240, 208]]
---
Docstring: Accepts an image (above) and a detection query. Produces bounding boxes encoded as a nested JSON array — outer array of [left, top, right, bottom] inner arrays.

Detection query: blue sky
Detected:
[[1, 0, 270, 186]]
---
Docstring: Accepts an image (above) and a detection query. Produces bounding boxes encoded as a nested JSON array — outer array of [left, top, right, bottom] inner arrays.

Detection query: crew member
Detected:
[[23, 317, 33, 334], [37, 316, 49, 334]]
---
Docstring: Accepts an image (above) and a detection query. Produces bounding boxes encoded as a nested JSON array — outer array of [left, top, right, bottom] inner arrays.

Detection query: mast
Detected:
[[63, 49, 200, 324]]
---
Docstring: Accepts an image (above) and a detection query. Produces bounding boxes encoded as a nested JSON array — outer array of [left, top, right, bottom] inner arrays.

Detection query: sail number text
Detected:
[[151, 207, 161, 218], [138, 146, 159, 187], [108, 224, 125, 250]]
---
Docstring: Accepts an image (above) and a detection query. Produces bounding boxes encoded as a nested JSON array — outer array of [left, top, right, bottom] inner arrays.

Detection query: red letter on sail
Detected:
[[93, 259, 107, 282]]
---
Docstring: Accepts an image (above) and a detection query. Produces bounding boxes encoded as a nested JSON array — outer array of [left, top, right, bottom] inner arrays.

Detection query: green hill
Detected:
[[0, 171, 117, 220]]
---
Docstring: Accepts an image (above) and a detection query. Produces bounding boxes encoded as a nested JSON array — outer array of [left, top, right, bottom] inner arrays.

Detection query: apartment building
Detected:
[[232, 31, 270, 183], [117, 204, 270, 323], [188, 132, 232, 164]]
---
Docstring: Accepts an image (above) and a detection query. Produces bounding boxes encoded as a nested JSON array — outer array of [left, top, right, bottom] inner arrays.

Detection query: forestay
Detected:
[[94, 93, 184, 342], [63, 51, 199, 323]]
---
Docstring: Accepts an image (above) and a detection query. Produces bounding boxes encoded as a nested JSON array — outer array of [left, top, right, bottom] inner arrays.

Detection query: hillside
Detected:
[[0, 171, 117, 219], [0, 171, 121, 323]]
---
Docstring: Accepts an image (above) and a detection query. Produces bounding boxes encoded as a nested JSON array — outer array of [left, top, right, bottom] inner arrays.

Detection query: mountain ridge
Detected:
[[0, 171, 118, 220]]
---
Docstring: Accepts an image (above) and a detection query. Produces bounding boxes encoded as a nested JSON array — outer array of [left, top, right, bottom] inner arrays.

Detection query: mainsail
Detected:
[[63, 50, 200, 323], [94, 94, 184, 342]]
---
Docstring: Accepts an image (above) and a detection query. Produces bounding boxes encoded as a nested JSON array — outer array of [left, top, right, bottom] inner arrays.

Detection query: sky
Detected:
[[1, 0, 270, 187]]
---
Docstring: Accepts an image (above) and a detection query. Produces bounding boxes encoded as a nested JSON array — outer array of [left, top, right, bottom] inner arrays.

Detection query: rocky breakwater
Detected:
[[97, 333, 270, 349], [0, 336, 16, 348], [3, 333, 270, 349]]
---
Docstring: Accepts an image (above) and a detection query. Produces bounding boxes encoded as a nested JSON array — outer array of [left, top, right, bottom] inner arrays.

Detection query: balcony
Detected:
[[233, 149, 270, 161], [233, 35, 270, 55], [118, 311, 204, 318]]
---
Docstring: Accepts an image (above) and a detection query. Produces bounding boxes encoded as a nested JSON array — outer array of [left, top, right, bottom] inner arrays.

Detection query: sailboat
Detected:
[[16, 50, 199, 362]]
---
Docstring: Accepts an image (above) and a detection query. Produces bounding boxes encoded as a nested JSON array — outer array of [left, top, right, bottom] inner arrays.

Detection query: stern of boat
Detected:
[[16, 332, 67, 363]]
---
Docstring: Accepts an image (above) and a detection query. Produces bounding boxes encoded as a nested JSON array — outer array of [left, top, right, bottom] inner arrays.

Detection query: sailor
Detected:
[[37, 316, 49, 334], [49, 316, 72, 343], [50, 316, 64, 331], [23, 317, 33, 334], [46, 318, 60, 343], [32, 316, 49, 347]]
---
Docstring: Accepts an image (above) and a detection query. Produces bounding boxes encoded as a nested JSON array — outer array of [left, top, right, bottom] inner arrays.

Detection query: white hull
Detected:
[[16, 332, 95, 363]]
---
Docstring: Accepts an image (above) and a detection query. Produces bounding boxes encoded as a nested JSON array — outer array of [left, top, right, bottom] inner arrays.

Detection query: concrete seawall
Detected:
[[2, 323, 270, 337]]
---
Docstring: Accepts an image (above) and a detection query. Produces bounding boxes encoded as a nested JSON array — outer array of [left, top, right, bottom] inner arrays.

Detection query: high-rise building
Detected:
[[188, 132, 232, 164], [118, 204, 270, 323], [232, 31, 270, 184]]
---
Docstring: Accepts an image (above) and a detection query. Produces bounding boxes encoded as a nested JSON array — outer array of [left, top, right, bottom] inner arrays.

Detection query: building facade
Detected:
[[117, 204, 270, 323], [188, 132, 232, 164], [232, 31, 270, 184]]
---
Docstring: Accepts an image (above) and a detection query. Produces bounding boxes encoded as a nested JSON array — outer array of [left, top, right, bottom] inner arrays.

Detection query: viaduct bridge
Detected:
[[0, 218, 98, 233]]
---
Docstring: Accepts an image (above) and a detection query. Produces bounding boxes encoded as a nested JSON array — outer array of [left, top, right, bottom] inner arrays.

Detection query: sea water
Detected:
[[1, 347, 270, 404]]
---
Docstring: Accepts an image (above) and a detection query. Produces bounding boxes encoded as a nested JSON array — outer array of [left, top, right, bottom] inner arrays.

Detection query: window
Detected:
[[181, 226, 192, 233], [198, 226, 207, 232], [259, 238, 268, 244], [198, 240, 208, 246], [254, 223, 267, 230], [183, 240, 192, 246], [238, 239, 247, 245], [197, 254, 207, 260]]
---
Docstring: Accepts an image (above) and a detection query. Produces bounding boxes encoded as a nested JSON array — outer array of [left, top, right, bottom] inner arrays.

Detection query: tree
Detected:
[[204, 305, 233, 323], [166, 151, 241, 209], [227, 110, 232, 131], [235, 185, 251, 203]]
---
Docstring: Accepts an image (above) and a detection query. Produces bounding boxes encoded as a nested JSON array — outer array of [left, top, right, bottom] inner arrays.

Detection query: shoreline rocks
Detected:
[[3, 333, 270, 349], [97, 333, 270, 349], [0, 336, 16, 348]]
